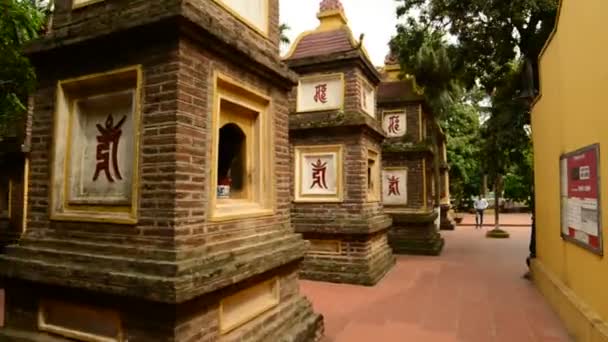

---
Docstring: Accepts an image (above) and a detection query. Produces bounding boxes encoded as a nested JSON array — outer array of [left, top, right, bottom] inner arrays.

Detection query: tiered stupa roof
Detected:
[[377, 49, 425, 104], [284, 0, 376, 77]]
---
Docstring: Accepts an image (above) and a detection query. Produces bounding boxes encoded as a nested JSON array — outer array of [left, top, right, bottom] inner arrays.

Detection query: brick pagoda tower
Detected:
[[377, 51, 445, 255], [0, 0, 323, 341], [284, 0, 395, 285]]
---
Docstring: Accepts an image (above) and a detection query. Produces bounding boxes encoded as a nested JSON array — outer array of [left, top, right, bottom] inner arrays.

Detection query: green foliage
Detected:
[[390, 22, 481, 209], [503, 142, 534, 207], [391, 0, 557, 212], [390, 23, 460, 120], [444, 95, 483, 210], [279, 23, 291, 45], [480, 62, 531, 179], [395, 0, 559, 92], [0, 0, 47, 137]]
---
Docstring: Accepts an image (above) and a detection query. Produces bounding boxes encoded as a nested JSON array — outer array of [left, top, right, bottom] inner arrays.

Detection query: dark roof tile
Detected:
[[289, 28, 355, 60], [378, 80, 425, 104]]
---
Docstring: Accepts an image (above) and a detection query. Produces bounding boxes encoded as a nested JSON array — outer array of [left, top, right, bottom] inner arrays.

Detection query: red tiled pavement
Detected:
[[300, 217, 572, 342]]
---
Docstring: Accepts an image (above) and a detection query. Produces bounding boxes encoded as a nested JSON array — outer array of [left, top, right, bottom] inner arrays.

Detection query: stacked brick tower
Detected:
[[285, 0, 395, 285], [0, 0, 323, 341], [377, 51, 445, 255]]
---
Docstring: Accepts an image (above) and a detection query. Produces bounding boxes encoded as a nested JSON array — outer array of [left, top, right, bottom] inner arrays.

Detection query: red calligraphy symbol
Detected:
[[388, 115, 400, 134], [387, 176, 400, 196], [314, 84, 328, 104], [93, 114, 127, 183], [310, 159, 328, 189]]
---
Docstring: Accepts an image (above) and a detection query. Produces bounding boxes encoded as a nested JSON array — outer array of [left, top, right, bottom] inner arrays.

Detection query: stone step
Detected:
[[0, 237, 309, 303], [16, 237, 178, 261], [3, 233, 305, 279]]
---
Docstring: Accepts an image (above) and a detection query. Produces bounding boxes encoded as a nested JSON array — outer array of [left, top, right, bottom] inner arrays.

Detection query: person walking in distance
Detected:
[[474, 195, 489, 229]]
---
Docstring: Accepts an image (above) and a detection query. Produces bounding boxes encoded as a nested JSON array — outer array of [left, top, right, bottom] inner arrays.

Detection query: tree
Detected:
[[393, 0, 557, 236], [479, 61, 531, 231], [0, 0, 48, 138], [503, 135, 533, 208], [279, 23, 291, 46], [395, 0, 558, 94], [444, 96, 482, 210], [390, 24, 462, 209]]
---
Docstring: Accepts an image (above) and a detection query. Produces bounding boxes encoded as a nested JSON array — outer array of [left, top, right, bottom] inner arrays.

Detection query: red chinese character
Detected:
[[388, 115, 400, 134], [314, 84, 328, 104], [310, 159, 328, 189], [93, 114, 127, 183], [387, 176, 400, 196]]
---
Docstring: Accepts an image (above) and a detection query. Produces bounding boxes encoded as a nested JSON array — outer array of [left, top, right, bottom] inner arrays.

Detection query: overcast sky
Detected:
[[279, 1, 400, 66]]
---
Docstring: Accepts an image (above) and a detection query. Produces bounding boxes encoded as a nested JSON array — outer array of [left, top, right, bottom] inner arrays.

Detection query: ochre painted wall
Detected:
[[532, 0, 608, 334]]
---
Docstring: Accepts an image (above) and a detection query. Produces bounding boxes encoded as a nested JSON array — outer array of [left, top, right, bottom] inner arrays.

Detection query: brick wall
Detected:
[[26, 36, 181, 246], [290, 129, 388, 234], [300, 231, 394, 285], [175, 36, 295, 245], [2, 19, 323, 342], [379, 103, 421, 142], [379, 101, 429, 211], [383, 156, 425, 210], [11, 25, 304, 297], [2, 263, 321, 342], [51, 0, 279, 60]]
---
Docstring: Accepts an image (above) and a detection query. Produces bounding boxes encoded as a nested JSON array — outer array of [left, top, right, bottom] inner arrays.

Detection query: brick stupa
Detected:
[[377, 50, 446, 255], [0, 0, 323, 341], [284, 0, 395, 285]]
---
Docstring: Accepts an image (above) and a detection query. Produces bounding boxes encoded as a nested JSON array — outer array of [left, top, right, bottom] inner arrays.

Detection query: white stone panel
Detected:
[[68, 90, 135, 205], [219, 0, 268, 34], [361, 81, 375, 117], [383, 111, 407, 137], [297, 74, 344, 112], [382, 169, 407, 205], [301, 153, 338, 196]]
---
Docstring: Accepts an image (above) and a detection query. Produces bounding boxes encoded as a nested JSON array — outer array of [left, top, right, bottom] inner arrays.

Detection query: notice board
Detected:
[[560, 144, 603, 255]]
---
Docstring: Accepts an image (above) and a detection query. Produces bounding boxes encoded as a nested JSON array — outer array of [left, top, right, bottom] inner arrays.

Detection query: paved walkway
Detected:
[[301, 219, 571, 342]]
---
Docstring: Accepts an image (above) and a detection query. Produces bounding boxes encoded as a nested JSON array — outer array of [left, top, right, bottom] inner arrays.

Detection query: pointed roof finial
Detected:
[[319, 0, 344, 13], [385, 51, 399, 66], [317, 0, 348, 28]]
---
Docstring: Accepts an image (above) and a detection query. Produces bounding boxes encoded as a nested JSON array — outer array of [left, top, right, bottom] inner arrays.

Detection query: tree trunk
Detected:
[[482, 174, 488, 197], [431, 121, 441, 206], [494, 175, 503, 230]]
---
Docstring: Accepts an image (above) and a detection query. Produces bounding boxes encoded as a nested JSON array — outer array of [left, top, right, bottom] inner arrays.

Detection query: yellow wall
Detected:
[[532, 0, 608, 338]]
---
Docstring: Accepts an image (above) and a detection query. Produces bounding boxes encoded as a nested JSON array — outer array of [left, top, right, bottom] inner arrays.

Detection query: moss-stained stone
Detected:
[[386, 211, 445, 256], [381, 139, 434, 154], [440, 204, 456, 231], [299, 239, 395, 286], [289, 110, 385, 138]]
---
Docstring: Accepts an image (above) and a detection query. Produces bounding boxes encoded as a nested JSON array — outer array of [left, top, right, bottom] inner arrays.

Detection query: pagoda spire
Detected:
[[319, 0, 344, 12], [385, 50, 399, 66], [317, 0, 348, 29]]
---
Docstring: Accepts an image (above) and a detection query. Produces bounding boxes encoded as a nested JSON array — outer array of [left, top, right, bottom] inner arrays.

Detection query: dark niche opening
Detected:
[[218, 123, 246, 199]]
